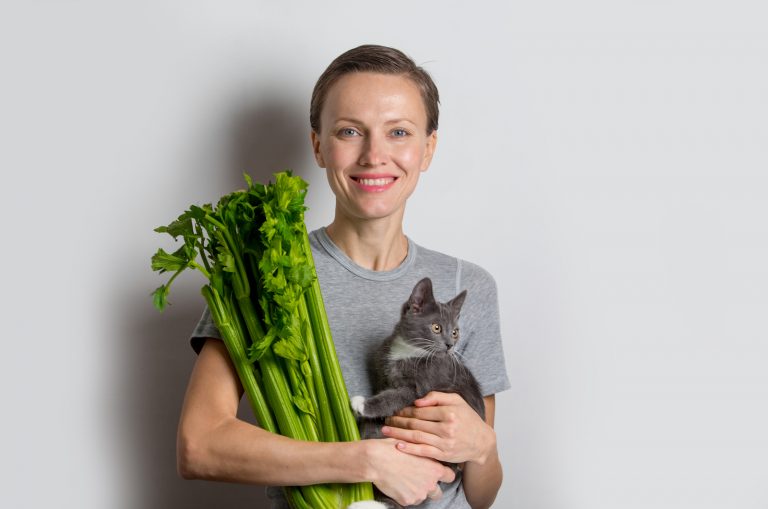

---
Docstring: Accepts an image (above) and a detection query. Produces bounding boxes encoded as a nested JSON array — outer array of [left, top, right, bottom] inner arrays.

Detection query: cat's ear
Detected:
[[448, 290, 468, 317], [407, 277, 435, 314]]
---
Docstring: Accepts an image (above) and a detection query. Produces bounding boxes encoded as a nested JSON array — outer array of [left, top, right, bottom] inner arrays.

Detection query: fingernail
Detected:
[[381, 426, 390, 433], [397, 442, 406, 450]]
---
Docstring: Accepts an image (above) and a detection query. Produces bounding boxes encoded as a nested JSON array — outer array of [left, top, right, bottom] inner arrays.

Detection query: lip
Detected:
[[349, 173, 399, 193]]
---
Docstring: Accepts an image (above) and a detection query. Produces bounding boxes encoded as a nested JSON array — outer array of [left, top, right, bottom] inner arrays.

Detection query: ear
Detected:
[[448, 290, 467, 317], [419, 130, 437, 172], [407, 278, 435, 314], [311, 130, 326, 168]]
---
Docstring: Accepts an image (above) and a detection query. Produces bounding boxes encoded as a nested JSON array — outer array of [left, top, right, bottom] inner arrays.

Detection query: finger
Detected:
[[381, 424, 440, 446], [396, 405, 447, 422], [427, 485, 443, 501], [414, 391, 460, 407], [439, 465, 456, 484], [395, 405, 415, 417], [395, 441, 445, 461], [385, 415, 443, 435]]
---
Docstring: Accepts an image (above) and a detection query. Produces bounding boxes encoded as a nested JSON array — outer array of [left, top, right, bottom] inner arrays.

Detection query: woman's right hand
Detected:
[[364, 438, 455, 506]]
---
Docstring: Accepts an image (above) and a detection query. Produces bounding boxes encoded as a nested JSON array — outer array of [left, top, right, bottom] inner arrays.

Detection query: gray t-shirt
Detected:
[[191, 227, 511, 508]]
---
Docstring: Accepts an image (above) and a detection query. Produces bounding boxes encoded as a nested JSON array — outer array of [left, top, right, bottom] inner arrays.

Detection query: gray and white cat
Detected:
[[347, 277, 485, 509]]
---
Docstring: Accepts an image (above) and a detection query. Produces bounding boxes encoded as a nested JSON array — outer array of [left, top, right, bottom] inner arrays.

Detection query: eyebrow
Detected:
[[333, 117, 418, 126]]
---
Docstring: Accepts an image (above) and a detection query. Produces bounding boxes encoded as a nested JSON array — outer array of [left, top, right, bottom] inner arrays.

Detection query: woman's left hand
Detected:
[[381, 391, 495, 465]]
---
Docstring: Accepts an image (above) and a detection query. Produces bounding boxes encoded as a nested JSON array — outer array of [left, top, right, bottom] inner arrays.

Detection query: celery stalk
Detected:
[[152, 172, 375, 507], [201, 285, 277, 433], [298, 298, 338, 443], [301, 226, 361, 443]]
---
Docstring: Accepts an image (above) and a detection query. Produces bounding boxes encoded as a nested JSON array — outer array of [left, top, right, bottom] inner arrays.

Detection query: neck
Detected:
[[326, 209, 408, 272]]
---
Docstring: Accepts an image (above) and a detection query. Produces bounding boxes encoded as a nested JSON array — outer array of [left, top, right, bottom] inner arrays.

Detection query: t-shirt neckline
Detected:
[[314, 227, 417, 282]]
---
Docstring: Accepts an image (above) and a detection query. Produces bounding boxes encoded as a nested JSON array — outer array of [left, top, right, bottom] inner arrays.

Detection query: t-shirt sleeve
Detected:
[[456, 260, 511, 396], [189, 305, 223, 354]]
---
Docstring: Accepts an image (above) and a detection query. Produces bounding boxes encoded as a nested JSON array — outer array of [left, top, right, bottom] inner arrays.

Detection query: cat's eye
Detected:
[[431, 323, 442, 334], [452, 328, 459, 339]]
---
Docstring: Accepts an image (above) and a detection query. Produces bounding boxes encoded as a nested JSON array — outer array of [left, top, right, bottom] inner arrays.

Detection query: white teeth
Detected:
[[358, 178, 393, 186]]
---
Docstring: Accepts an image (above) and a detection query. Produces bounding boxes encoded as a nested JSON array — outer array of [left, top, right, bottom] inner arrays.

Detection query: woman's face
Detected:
[[311, 72, 437, 223]]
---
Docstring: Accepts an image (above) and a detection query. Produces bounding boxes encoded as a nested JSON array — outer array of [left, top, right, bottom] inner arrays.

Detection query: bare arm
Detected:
[[177, 339, 367, 484], [461, 396, 502, 509], [177, 340, 455, 504]]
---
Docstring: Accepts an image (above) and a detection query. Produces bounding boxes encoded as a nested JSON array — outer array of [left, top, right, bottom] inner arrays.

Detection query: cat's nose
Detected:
[[445, 342, 453, 351]]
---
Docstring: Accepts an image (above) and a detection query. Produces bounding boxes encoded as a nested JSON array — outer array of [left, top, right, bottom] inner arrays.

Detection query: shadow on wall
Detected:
[[119, 92, 314, 509], [226, 94, 315, 187]]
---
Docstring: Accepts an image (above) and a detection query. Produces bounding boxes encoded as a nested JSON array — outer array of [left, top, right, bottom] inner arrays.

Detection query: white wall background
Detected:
[[2, 1, 767, 508]]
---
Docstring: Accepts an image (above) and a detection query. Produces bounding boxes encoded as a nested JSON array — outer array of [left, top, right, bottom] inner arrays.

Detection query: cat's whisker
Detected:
[[424, 346, 440, 372], [410, 346, 435, 377], [449, 349, 458, 384], [428, 347, 440, 369]]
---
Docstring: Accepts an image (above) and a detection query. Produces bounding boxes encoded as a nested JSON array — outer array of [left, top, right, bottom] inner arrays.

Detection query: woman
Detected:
[[179, 45, 510, 508]]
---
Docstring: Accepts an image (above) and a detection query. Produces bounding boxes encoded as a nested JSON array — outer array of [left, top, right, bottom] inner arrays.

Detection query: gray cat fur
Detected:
[[354, 277, 486, 422]]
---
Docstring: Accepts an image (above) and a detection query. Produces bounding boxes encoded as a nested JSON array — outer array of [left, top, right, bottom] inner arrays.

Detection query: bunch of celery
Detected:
[[151, 171, 373, 508]]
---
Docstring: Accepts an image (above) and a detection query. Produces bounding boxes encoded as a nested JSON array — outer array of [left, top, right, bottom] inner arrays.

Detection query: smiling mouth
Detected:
[[350, 175, 398, 192]]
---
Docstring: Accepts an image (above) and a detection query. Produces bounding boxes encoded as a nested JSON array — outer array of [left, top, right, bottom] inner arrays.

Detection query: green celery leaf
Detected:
[[188, 204, 209, 221], [151, 247, 189, 273], [259, 296, 273, 326], [211, 270, 225, 296], [217, 251, 236, 273], [301, 360, 312, 378], [273, 289, 298, 312], [292, 395, 315, 417], [248, 329, 277, 361], [152, 284, 169, 311], [287, 265, 315, 288], [154, 216, 193, 239], [273, 339, 306, 362]]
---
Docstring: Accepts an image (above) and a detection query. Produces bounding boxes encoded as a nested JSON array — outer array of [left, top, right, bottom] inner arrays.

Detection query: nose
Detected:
[[358, 133, 386, 167]]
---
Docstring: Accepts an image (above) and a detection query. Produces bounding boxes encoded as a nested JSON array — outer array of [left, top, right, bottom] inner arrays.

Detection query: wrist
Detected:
[[355, 439, 381, 484], [311, 439, 375, 484], [472, 425, 497, 466]]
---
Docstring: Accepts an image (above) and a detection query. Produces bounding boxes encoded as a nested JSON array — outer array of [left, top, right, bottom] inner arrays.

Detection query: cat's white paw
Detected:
[[347, 502, 388, 509], [350, 395, 366, 416]]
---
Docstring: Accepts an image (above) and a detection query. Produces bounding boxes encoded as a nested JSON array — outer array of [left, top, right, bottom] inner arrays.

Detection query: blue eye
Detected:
[[340, 128, 360, 137], [391, 129, 408, 137]]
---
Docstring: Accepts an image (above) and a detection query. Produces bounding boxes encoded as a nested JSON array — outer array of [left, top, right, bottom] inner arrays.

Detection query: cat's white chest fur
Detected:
[[387, 335, 428, 361]]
